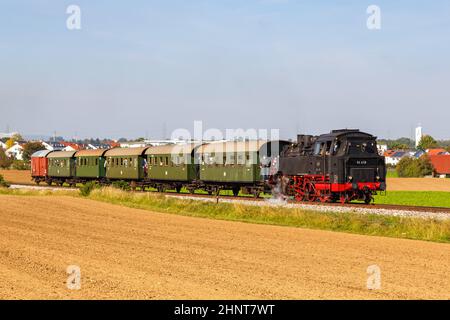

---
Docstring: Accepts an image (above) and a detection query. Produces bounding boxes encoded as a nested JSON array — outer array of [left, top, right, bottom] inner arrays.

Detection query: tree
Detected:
[[417, 155, 434, 176], [381, 137, 414, 149], [11, 133, 23, 141], [390, 143, 409, 150], [0, 174, 9, 188], [22, 142, 46, 162], [396, 155, 433, 177], [5, 138, 15, 149], [396, 157, 417, 177], [0, 148, 13, 168], [417, 135, 438, 150]]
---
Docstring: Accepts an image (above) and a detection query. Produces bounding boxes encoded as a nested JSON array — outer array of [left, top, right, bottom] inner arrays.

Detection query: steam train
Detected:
[[273, 129, 386, 203], [31, 129, 386, 204]]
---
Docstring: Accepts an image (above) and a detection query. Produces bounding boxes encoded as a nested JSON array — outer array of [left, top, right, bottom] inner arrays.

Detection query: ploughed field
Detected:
[[0, 170, 34, 185], [0, 195, 449, 299]]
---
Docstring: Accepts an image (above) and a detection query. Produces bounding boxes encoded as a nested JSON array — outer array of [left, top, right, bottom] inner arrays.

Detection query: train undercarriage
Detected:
[[285, 174, 382, 204], [32, 174, 383, 204]]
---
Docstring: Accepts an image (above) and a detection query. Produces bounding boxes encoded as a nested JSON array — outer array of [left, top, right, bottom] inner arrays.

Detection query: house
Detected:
[[429, 155, 450, 178], [5, 143, 24, 160], [86, 143, 114, 150], [104, 141, 120, 148], [119, 141, 148, 148], [384, 150, 409, 166], [411, 150, 426, 158], [0, 141, 6, 150], [426, 148, 449, 156], [41, 141, 65, 151], [61, 142, 84, 151]]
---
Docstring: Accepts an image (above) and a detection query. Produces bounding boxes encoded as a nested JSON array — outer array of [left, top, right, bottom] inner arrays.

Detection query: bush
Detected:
[[79, 181, 99, 197], [11, 160, 30, 170], [396, 155, 434, 177], [0, 174, 10, 188], [111, 180, 131, 191], [0, 148, 13, 169], [22, 142, 46, 162]]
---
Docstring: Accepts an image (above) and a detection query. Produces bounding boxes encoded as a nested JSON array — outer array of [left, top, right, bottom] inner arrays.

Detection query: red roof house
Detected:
[[429, 155, 450, 176], [427, 148, 449, 156]]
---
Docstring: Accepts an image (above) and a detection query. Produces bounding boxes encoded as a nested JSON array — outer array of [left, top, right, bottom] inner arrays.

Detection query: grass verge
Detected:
[[1, 186, 449, 243], [374, 191, 450, 208]]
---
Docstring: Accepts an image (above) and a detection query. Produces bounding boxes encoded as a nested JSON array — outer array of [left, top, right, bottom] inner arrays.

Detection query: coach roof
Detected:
[[31, 150, 53, 158], [75, 149, 109, 157], [104, 147, 149, 157], [145, 143, 201, 155], [197, 141, 268, 154], [47, 151, 77, 158]]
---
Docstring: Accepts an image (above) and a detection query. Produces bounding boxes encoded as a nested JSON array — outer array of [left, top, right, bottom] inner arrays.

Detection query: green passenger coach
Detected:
[[197, 140, 288, 196], [197, 141, 265, 184], [104, 147, 149, 181], [47, 151, 77, 185], [75, 149, 109, 180], [145, 144, 201, 192]]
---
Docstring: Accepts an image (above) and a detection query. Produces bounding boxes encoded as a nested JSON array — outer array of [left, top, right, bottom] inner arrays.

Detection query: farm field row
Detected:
[[0, 194, 449, 299]]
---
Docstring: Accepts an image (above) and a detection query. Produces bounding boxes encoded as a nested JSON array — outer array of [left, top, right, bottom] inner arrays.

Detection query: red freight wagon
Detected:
[[31, 150, 53, 184]]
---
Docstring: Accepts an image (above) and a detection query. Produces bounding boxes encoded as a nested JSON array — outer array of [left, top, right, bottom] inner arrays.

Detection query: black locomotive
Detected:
[[272, 129, 386, 203]]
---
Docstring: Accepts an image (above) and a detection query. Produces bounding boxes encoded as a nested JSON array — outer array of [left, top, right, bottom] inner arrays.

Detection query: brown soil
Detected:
[[0, 169, 33, 185], [0, 195, 449, 299], [387, 178, 450, 192]]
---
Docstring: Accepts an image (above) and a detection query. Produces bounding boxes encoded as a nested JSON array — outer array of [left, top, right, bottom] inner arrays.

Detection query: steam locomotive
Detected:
[[273, 129, 386, 203]]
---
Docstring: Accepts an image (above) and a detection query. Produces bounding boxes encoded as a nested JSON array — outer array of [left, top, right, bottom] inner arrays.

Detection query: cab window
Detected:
[[347, 140, 376, 154]]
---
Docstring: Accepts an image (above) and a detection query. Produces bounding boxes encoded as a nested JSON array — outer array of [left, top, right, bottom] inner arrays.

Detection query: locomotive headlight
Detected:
[[348, 176, 353, 182], [376, 175, 380, 181]]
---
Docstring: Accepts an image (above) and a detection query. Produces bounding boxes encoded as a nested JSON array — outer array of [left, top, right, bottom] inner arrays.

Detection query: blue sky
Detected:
[[1, 0, 449, 139]]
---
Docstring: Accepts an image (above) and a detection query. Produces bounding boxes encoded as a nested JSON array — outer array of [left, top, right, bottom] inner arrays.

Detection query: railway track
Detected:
[[8, 183, 450, 216]]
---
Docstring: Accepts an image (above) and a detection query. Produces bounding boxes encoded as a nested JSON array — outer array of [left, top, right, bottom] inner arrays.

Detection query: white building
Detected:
[[119, 141, 149, 148], [385, 151, 409, 166], [5, 143, 24, 160], [0, 141, 7, 150], [415, 125, 422, 148]]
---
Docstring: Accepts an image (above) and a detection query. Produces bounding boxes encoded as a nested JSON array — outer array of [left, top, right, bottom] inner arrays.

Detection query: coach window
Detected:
[[237, 154, 244, 165], [246, 153, 251, 165]]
